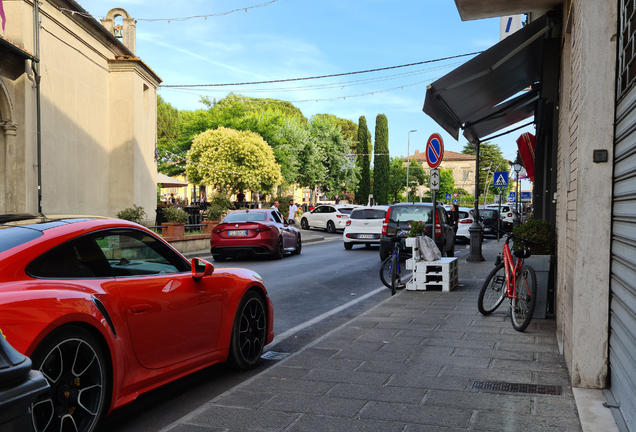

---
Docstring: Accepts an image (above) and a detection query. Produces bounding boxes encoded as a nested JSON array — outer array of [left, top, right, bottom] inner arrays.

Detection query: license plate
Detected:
[[228, 230, 247, 236], [485, 227, 491, 232], [358, 234, 374, 239]]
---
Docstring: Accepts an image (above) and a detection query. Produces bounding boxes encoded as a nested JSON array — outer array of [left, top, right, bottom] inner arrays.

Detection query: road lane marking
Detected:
[[270, 285, 386, 346]]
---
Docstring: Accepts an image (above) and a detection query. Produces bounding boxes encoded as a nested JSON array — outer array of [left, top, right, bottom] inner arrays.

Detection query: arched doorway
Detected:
[[0, 77, 18, 213]]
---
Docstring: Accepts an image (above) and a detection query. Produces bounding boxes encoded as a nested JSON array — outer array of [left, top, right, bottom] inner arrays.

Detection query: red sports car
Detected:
[[210, 209, 302, 262], [0, 215, 274, 432]]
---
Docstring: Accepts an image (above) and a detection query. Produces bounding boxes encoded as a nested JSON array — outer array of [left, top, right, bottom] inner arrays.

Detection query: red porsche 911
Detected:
[[0, 215, 274, 432], [210, 209, 301, 262]]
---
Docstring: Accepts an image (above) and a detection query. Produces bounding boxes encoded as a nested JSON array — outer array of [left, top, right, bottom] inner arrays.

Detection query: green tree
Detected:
[[201, 93, 307, 122], [280, 116, 324, 199], [356, 116, 370, 204], [373, 114, 390, 204], [461, 141, 510, 198], [315, 114, 358, 149], [309, 115, 358, 199], [438, 169, 456, 197], [186, 127, 283, 194], [388, 157, 428, 202]]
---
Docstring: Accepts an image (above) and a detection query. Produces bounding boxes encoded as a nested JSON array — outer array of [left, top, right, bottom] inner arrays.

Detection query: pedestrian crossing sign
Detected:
[[493, 171, 509, 187]]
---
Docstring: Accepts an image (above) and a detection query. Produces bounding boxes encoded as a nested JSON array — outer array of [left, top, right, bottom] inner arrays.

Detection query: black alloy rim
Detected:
[[238, 298, 266, 363], [32, 339, 104, 432]]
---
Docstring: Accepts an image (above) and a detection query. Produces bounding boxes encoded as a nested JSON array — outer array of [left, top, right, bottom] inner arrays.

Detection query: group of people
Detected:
[[271, 200, 298, 224]]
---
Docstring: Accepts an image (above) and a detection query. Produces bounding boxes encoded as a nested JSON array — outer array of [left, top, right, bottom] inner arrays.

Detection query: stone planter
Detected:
[[161, 222, 185, 239], [202, 220, 220, 235], [524, 255, 554, 319]]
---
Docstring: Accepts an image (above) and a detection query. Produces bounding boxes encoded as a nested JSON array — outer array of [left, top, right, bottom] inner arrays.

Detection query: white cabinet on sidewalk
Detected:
[[405, 237, 458, 292]]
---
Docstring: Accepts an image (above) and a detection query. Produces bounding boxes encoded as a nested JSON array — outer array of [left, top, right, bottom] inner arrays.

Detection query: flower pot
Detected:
[[524, 255, 554, 319], [202, 221, 219, 235], [161, 222, 185, 238]]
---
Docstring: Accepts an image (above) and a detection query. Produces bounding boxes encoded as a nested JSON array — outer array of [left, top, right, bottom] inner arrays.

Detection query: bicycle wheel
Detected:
[[379, 253, 413, 290], [511, 265, 538, 332], [478, 263, 507, 315], [390, 254, 398, 295]]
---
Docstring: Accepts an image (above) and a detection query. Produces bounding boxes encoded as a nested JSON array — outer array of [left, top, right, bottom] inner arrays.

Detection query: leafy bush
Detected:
[[163, 207, 188, 224], [206, 193, 232, 221], [512, 218, 555, 255], [116, 205, 146, 224], [408, 221, 428, 237]]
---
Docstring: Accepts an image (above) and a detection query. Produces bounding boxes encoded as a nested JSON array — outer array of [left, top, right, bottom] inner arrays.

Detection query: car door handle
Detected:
[[131, 304, 152, 314]]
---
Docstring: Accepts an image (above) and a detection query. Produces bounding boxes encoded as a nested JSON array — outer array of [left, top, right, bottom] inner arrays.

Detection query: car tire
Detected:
[[326, 220, 336, 234], [301, 218, 309, 230], [344, 242, 353, 250], [228, 290, 267, 370], [272, 237, 284, 260], [292, 234, 302, 255], [31, 326, 108, 432]]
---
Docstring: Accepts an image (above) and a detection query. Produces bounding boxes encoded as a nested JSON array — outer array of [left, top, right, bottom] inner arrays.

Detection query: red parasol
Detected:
[[516, 132, 535, 181]]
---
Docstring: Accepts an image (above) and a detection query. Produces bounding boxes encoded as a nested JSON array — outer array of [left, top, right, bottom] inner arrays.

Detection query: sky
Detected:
[[77, 0, 532, 188]]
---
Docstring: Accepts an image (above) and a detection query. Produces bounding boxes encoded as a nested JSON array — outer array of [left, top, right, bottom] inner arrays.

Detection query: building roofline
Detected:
[[0, 35, 38, 62]]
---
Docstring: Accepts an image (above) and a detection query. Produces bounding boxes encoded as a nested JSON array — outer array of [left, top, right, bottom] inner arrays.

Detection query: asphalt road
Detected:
[[98, 231, 421, 432]]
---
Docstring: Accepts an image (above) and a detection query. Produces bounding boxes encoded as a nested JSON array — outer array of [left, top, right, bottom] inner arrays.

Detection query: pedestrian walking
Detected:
[[288, 199, 298, 224]]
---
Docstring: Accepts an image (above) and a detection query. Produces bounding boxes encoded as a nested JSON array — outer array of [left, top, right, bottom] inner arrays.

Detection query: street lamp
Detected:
[[513, 156, 522, 227], [406, 130, 417, 202]]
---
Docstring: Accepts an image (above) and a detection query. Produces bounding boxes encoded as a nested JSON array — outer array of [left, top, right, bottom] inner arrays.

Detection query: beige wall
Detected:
[[555, 0, 616, 388], [1, 0, 159, 222], [413, 158, 477, 197]]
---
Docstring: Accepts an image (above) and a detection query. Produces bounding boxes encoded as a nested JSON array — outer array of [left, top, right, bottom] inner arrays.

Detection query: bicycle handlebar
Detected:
[[491, 225, 538, 246]]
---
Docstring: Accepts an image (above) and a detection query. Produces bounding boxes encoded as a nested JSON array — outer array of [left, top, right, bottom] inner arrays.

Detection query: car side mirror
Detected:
[[191, 258, 214, 282]]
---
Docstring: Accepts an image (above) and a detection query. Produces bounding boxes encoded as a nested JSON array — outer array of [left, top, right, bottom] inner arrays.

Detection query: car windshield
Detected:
[[350, 209, 386, 219], [338, 208, 354, 215], [390, 206, 433, 224], [0, 226, 43, 254], [480, 210, 497, 218], [223, 212, 268, 223]]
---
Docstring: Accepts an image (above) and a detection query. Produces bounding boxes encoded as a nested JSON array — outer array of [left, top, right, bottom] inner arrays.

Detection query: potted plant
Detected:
[[116, 204, 147, 225], [161, 207, 188, 238], [203, 194, 231, 234], [512, 218, 555, 319]]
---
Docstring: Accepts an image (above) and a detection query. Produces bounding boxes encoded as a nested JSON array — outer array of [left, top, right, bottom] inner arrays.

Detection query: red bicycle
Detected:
[[477, 228, 538, 332]]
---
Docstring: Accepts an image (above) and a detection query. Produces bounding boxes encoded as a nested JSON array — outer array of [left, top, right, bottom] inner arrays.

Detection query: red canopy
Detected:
[[516, 133, 536, 181]]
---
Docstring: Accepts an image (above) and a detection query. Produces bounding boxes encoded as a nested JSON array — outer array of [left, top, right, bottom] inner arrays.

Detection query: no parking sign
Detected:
[[426, 133, 444, 169]]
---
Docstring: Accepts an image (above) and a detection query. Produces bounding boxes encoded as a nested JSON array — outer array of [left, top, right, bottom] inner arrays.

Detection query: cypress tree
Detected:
[[356, 116, 370, 204], [373, 114, 390, 204]]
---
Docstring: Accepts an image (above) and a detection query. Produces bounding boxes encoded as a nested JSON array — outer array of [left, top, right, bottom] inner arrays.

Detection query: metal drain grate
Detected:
[[261, 351, 290, 360], [471, 381, 562, 395]]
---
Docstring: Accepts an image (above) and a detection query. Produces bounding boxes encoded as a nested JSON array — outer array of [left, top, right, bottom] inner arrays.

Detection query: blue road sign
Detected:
[[445, 194, 451, 200], [453, 198, 458, 204], [426, 133, 444, 169], [493, 171, 509, 187], [520, 192, 532, 202], [508, 192, 516, 202]]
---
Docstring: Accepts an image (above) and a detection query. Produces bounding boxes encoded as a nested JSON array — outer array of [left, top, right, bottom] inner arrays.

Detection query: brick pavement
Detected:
[[163, 239, 581, 432]]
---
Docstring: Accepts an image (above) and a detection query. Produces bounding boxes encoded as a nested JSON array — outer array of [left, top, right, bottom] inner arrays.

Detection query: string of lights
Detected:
[[160, 76, 439, 103], [164, 62, 462, 95], [54, 0, 284, 23], [161, 52, 481, 88]]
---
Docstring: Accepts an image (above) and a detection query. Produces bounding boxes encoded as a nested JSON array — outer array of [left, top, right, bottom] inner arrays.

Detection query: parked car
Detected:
[[300, 204, 356, 233], [486, 203, 516, 231], [342, 206, 389, 250], [455, 206, 477, 242], [0, 214, 274, 432], [478, 207, 501, 236], [379, 203, 456, 260], [210, 209, 301, 261]]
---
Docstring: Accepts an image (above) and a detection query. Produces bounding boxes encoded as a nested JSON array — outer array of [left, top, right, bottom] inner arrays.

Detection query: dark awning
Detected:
[[423, 12, 557, 145]]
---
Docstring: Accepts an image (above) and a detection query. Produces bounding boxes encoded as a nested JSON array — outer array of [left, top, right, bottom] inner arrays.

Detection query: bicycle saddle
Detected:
[[513, 249, 531, 259]]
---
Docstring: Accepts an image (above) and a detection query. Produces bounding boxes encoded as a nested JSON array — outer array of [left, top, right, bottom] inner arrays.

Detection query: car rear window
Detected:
[[480, 210, 497, 218], [223, 212, 267, 223], [350, 209, 386, 220], [0, 227, 43, 253], [458, 211, 469, 219], [338, 208, 354, 215], [389, 206, 433, 223]]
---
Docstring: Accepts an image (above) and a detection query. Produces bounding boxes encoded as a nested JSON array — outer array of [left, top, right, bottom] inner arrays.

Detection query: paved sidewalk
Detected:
[[164, 240, 581, 432]]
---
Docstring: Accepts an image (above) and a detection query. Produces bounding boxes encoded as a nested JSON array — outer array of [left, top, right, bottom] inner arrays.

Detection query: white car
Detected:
[[486, 203, 518, 231], [300, 204, 357, 233], [455, 207, 476, 242], [342, 206, 389, 250]]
